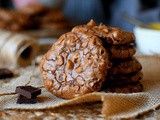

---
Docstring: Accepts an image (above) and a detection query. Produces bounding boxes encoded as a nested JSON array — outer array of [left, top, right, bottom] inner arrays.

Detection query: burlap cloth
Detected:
[[0, 55, 160, 119]]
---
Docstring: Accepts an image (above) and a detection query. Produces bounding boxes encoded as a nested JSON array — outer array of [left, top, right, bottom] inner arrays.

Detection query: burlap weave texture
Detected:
[[0, 55, 160, 119]]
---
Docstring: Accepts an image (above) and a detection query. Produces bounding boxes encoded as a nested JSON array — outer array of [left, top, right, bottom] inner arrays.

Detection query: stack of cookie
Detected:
[[0, 9, 34, 31], [72, 20, 143, 93], [18, 4, 71, 31], [0, 4, 71, 31], [40, 20, 143, 99], [102, 43, 143, 93]]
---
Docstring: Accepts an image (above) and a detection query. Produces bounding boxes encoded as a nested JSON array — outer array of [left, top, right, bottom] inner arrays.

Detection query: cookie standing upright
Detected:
[[40, 32, 111, 99]]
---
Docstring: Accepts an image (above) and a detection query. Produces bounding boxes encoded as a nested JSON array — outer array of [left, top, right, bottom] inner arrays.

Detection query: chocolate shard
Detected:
[[15, 86, 41, 98], [17, 95, 38, 104], [0, 68, 13, 79]]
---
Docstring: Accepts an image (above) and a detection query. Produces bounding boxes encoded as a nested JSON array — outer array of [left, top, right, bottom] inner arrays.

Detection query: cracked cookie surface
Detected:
[[40, 32, 110, 99], [72, 20, 135, 45]]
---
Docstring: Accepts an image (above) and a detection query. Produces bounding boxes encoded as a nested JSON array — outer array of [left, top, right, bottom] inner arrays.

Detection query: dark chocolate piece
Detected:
[[17, 95, 37, 104], [15, 86, 41, 98], [0, 68, 13, 79]]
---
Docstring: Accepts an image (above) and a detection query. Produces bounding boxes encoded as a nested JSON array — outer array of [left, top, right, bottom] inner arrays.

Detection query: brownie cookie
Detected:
[[107, 45, 136, 59], [40, 22, 71, 31], [40, 11, 66, 23], [106, 71, 143, 85], [72, 20, 135, 45], [0, 10, 29, 23], [0, 10, 15, 21], [103, 82, 143, 93], [0, 21, 8, 30], [109, 58, 142, 75], [0, 20, 32, 31], [18, 4, 49, 16], [0, 10, 34, 31], [40, 32, 110, 99]]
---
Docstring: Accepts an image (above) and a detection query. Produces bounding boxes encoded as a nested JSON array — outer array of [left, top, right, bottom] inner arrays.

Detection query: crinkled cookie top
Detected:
[[40, 30, 110, 99]]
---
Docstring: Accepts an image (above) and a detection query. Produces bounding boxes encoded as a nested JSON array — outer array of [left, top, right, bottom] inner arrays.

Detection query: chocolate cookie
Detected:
[[0, 10, 28, 22], [0, 20, 31, 31], [40, 22, 71, 30], [107, 45, 136, 59], [0, 10, 15, 21], [0, 9, 34, 31], [106, 71, 143, 85], [40, 32, 110, 99], [72, 20, 135, 45], [104, 82, 143, 93], [109, 58, 142, 75], [18, 4, 49, 16], [40, 11, 66, 23]]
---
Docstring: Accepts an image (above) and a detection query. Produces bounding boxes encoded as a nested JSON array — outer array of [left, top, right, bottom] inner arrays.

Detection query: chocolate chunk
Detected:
[[0, 68, 13, 79], [17, 95, 38, 104], [15, 86, 41, 98]]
